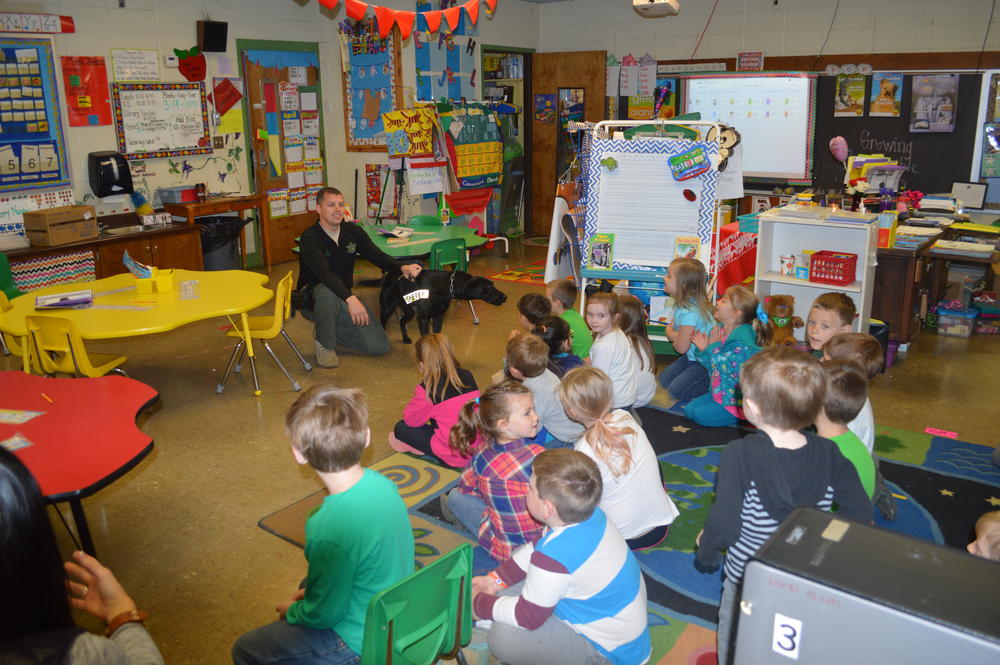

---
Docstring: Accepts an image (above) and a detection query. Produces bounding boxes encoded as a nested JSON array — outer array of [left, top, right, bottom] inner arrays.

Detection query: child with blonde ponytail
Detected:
[[442, 381, 545, 561], [560, 367, 679, 550]]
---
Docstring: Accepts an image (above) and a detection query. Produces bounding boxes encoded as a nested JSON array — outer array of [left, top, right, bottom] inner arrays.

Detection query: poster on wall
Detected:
[[910, 73, 957, 133], [110, 48, 159, 81], [869, 72, 902, 118], [339, 18, 402, 152], [414, 33, 478, 102], [533, 94, 555, 123], [60, 56, 112, 126], [382, 107, 436, 156], [365, 163, 399, 219], [0, 37, 70, 192], [980, 123, 1000, 178], [833, 74, 865, 117]]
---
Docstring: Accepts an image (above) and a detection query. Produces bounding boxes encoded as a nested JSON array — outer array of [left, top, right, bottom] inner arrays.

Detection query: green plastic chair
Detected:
[[429, 238, 478, 324], [409, 214, 443, 228], [359, 543, 473, 665], [1, 252, 23, 301]]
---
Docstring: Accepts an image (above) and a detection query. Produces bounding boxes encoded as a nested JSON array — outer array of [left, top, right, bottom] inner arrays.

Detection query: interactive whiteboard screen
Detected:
[[683, 74, 815, 181]]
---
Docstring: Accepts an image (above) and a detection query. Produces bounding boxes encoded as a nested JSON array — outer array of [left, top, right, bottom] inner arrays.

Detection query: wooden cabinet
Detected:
[[872, 242, 934, 344], [96, 227, 203, 277], [754, 211, 878, 342]]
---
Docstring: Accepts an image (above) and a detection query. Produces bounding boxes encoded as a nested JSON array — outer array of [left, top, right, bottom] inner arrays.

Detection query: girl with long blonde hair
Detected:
[[560, 366, 679, 550]]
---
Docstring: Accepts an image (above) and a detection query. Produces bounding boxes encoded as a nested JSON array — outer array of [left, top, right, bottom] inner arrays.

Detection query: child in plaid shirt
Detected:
[[442, 381, 546, 561]]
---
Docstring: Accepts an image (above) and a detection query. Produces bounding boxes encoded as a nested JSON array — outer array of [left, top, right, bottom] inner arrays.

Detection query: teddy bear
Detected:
[[763, 294, 804, 347]]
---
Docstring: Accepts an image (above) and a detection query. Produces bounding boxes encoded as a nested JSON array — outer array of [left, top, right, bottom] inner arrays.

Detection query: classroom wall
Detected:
[[5, 0, 539, 211], [538, 0, 1000, 60]]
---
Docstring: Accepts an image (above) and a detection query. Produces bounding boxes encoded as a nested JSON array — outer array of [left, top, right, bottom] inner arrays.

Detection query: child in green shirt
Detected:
[[546, 278, 593, 360], [816, 359, 876, 498]]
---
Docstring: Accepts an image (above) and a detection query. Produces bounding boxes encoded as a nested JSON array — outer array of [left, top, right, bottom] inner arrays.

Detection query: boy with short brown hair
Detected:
[[806, 292, 856, 352], [233, 384, 414, 665], [546, 278, 593, 359], [506, 333, 584, 446], [473, 449, 651, 665], [696, 346, 871, 665], [816, 359, 876, 498]]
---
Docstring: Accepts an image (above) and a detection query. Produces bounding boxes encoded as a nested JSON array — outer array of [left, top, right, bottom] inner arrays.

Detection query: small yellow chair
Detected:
[[216, 271, 312, 395], [0, 291, 25, 358], [24, 315, 127, 378]]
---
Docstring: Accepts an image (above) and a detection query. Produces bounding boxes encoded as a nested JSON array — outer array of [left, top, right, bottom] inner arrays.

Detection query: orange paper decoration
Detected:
[[374, 5, 396, 37], [345, 0, 368, 21], [395, 11, 416, 40], [464, 0, 480, 24], [485, 0, 497, 12], [317, 0, 339, 9], [443, 6, 461, 32], [423, 9, 442, 33]]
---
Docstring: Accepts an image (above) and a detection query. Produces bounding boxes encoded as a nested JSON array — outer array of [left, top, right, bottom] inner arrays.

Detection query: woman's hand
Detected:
[[64, 550, 138, 624]]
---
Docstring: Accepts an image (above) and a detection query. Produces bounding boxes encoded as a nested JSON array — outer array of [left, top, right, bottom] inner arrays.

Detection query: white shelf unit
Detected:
[[754, 213, 878, 342]]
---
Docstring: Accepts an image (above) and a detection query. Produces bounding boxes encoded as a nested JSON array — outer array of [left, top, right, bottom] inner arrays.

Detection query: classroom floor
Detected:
[[3, 240, 997, 663]]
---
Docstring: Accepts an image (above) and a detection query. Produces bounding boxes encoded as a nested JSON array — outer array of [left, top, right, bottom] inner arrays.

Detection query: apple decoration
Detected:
[[174, 46, 206, 82]]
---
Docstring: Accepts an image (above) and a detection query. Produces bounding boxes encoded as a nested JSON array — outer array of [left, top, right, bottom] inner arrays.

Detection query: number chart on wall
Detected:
[[0, 37, 70, 192], [112, 82, 212, 160]]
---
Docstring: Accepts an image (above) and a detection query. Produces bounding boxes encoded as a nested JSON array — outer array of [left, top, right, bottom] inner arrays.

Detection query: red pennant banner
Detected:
[[344, 0, 368, 20], [464, 0, 480, 25], [443, 6, 462, 32], [317, 0, 339, 9], [423, 9, 443, 33], [395, 11, 416, 40], [374, 5, 396, 37]]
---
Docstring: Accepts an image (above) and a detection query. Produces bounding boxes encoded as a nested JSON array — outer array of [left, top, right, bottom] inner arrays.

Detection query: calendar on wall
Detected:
[[0, 37, 71, 191]]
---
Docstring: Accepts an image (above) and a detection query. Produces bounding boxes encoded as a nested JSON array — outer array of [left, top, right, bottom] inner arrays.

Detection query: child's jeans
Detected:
[[232, 620, 359, 665], [529, 426, 573, 449], [445, 488, 486, 535], [658, 355, 710, 401], [684, 393, 738, 427], [716, 577, 741, 665]]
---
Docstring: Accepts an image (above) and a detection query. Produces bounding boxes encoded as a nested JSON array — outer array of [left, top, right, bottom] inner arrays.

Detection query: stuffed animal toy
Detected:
[[763, 294, 804, 347]]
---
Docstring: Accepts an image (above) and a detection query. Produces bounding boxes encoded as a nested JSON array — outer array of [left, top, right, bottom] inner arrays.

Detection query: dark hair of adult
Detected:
[[315, 186, 344, 205], [0, 447, 76, 640]]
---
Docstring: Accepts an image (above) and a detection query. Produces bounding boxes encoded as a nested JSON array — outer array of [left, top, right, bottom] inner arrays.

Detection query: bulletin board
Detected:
[[111, 82, 212, 160], [339, 18, 402, 152], [584, 130, 720, 272], [0, 36, 71, 192]]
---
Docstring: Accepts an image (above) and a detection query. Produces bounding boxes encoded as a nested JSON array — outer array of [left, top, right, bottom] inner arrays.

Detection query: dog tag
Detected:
[[403, 289, 430, 304]]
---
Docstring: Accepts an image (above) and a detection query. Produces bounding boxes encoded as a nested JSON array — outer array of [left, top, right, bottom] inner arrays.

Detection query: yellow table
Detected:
[[1, 269, 273, 374]]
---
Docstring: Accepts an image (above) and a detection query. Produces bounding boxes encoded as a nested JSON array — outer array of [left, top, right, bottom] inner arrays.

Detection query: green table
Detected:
[[362, 224, 487, 259]]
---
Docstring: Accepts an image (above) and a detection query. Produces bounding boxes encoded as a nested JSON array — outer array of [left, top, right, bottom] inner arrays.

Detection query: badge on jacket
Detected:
[[345, 242, 357, 254]]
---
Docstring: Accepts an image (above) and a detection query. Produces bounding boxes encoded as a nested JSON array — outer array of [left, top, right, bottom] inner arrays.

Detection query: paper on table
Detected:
[[595, 149, 703, 267], [300, 91, 317, 111]]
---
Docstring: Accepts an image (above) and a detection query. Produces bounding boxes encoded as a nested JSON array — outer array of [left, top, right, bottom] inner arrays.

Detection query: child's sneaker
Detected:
[[387, 433, 423, 456], [872, 471, 897, 520]]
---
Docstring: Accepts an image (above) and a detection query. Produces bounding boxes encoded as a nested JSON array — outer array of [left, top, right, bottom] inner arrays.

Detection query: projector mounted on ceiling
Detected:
[[633, 0, 680, 18]]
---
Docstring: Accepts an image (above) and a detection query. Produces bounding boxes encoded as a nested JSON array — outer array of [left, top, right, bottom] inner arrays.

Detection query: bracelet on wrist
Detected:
[[105, 609, 148, 637]]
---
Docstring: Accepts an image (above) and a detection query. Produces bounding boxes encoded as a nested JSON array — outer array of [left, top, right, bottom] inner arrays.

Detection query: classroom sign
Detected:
[[0, 37, 69, 191]]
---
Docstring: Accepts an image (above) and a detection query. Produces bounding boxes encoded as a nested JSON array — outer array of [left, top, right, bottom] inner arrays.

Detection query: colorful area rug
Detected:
[[488, 260, 547, 285], [260, 423, 1000, 664]]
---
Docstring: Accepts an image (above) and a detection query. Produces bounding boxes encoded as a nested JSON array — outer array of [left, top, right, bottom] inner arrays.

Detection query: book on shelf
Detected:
[[588, 233, 615, 270], [930, 239, 994, 257]]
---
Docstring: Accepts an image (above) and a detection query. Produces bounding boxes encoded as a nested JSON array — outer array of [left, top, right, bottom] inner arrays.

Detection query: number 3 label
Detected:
[[771, 613, 802, 660]]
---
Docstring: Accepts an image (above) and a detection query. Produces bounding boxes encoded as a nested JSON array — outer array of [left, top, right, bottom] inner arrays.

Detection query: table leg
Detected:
[[239, 212, 248, 270], [69, 499, 97, 556]]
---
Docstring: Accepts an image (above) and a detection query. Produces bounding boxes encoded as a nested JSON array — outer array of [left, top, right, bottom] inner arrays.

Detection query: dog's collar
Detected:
[[449, 270, 456, 298]]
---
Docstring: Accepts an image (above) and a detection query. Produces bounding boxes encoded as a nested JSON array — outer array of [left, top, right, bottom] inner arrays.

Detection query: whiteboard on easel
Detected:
[[585, 135, 719, 271], [112, 82, 212, 160]]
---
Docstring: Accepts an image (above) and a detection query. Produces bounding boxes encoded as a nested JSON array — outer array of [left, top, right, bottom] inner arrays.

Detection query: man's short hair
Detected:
[[811, 292, 857, 327], [823, 333, 884, 379], [517, 292, 552, 325], [741, 346, 827, 430], [820, 359, 869, 424], [316, 186, 343, 206], [533, 449, 602, 524], [546, 278, 578, 310], [285, 383, 367, 472], [506, 332, 549, 379]]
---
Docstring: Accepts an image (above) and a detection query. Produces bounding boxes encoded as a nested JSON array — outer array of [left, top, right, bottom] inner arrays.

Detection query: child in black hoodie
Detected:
[[695, 346, 871, 665]]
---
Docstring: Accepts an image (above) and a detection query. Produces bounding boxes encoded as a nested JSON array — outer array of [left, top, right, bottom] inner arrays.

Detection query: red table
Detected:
[[0, 372, 159, 555]]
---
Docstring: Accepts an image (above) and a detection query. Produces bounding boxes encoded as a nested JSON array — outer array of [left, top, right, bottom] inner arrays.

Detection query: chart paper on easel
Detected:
[[586, 137, 719, 270]]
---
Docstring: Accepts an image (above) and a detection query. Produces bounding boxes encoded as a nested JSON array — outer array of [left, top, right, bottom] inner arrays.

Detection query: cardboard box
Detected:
[[22, 205, 98, 247]]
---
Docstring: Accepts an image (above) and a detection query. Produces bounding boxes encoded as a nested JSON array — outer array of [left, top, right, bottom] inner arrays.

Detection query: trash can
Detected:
[[197, 216, 249, 271]]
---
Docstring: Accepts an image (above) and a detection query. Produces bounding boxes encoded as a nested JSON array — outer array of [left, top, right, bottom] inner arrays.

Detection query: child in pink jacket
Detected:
[[389, 333, 481, 467]]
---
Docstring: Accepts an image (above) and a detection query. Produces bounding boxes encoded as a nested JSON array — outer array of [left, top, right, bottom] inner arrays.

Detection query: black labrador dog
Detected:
[[379, 269, 507, 343]]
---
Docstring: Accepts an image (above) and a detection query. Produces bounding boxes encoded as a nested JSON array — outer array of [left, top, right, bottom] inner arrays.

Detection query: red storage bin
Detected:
[[809, 251, 858, 286]]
